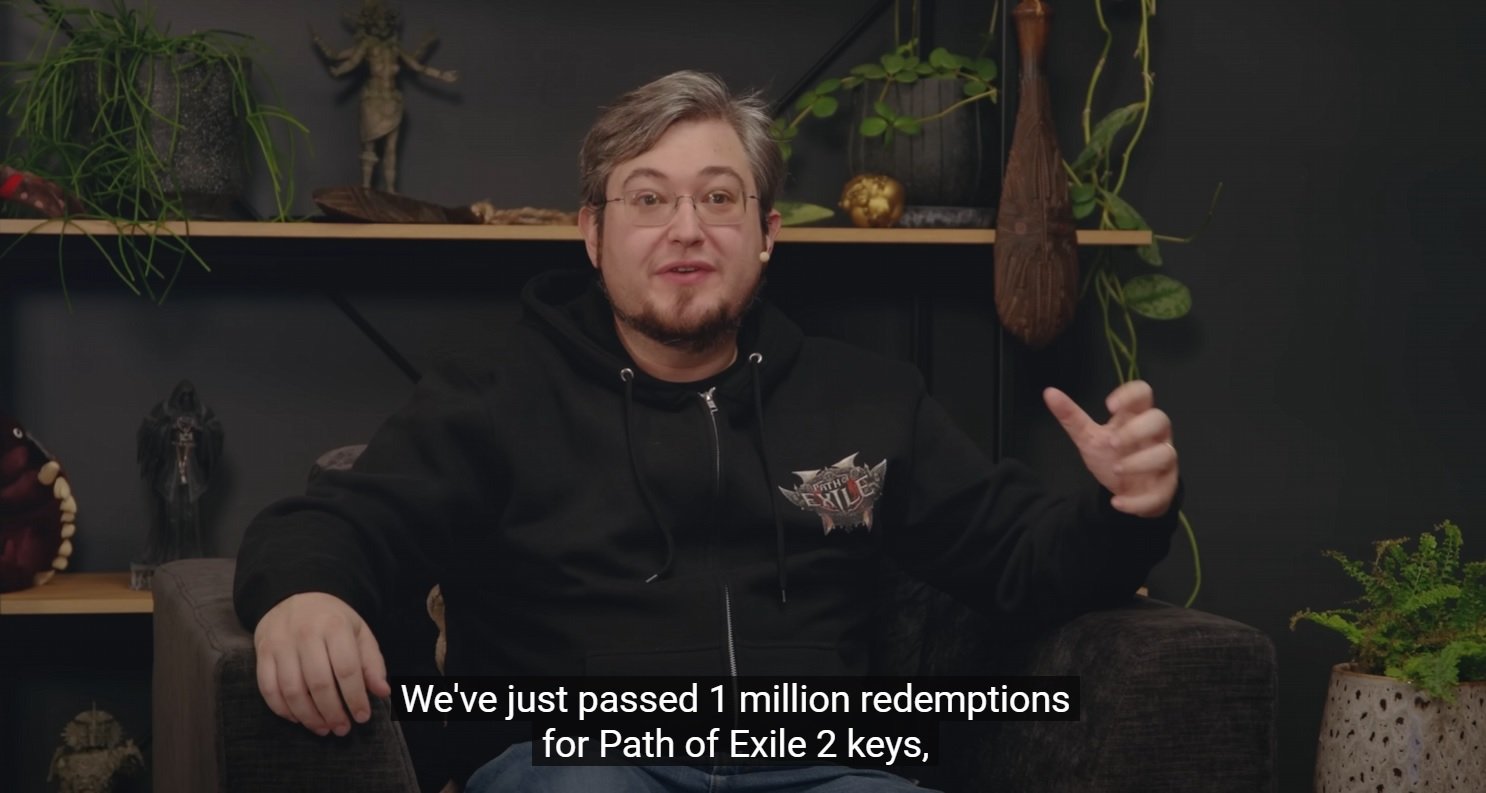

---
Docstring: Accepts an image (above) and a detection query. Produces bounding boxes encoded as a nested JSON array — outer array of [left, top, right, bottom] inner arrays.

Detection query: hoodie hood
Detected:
[[519, 268, 803, 416]]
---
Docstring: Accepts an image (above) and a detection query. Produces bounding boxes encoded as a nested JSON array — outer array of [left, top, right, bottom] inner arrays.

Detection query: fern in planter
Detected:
[[1291, 520, 1486, 701], [1, 0, 307, 302]]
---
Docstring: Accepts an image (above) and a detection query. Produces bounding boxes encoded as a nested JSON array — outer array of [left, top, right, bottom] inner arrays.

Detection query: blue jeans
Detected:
[[465, 741, 942, 793]]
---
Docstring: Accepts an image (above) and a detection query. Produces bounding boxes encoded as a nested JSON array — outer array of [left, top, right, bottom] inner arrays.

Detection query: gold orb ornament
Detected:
[[838, 173, 905, 228]]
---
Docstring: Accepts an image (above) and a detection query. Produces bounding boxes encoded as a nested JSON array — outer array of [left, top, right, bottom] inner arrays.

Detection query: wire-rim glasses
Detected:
[[602, 188, 759, 227]]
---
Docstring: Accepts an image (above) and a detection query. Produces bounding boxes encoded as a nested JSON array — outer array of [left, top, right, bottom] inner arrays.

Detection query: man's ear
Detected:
[[578, 205, 601, 269], [763, 208, 782, 267]]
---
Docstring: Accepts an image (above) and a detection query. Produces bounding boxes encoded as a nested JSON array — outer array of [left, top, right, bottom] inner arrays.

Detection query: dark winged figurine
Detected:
[[136, 381, 223, 565]]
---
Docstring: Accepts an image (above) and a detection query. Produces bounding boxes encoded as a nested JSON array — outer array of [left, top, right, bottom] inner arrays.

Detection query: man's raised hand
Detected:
[[1043, 380, 1179, 518]]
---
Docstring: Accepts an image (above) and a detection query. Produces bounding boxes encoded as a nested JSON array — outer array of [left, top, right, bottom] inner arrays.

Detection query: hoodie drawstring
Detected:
[[620, 368, 676, 583], [748, 353, 788, 605], [621, 357, 787, 607]]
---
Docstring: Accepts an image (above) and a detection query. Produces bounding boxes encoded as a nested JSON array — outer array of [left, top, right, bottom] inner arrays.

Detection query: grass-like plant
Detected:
[[1291, 520, 1486, 701], [1, 0, 307, 302]]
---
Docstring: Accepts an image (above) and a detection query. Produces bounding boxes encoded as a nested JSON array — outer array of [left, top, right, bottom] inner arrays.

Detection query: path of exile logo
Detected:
[[779, 453, 888, 534]]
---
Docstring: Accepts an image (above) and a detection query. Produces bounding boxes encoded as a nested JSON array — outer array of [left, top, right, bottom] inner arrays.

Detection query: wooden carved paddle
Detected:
[[312, 186, 479, 224], [994, 0, 1079, 349]]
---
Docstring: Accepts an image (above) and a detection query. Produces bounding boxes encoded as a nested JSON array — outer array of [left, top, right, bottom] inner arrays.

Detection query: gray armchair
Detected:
[[151, 559, 1276, 792]]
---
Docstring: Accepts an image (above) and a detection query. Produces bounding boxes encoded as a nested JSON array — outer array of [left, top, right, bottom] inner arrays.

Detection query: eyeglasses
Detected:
[[602, 188, 759, 227]]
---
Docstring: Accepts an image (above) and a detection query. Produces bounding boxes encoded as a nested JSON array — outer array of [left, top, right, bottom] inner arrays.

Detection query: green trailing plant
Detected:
[[1290, 520, 1486, 702], [768, 0, 1000, 163], [1063, 0, 1221, 606], [1, 0, 308, 302]]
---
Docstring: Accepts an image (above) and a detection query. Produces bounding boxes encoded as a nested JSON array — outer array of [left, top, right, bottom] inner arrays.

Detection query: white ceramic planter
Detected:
[[1315, 663, 1486, 792]]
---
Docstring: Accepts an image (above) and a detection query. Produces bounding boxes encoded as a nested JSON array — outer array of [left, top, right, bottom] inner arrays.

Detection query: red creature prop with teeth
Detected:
[[0, 164, 84, 218], [0, 413, 76, 592]]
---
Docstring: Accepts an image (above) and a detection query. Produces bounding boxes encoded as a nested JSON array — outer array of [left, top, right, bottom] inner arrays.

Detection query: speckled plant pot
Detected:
[[142, 57, 247, 218], [1315, 663, 1486, 792], [77, 56, 247, 218]]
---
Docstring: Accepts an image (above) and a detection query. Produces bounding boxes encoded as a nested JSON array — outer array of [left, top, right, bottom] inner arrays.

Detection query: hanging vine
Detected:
[[1064, 0, 1221, 606]]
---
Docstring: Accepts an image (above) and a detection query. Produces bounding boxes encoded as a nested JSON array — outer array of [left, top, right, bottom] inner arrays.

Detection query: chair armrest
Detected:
[[152, 559, 420, 793], [940, 598, 1276, 793]]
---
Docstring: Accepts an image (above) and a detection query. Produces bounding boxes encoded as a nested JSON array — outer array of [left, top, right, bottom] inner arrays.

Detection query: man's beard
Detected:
[[597, 265, 764, 355]]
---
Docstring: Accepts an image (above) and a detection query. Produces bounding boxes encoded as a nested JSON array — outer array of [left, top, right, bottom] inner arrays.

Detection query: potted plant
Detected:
[[769, 0, 999, 225], [1, 0, 307, 301], [1291, 520, 1486, 790]]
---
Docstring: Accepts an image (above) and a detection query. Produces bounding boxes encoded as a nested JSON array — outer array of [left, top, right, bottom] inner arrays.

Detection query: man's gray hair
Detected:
[[579, 71, 784, 231]]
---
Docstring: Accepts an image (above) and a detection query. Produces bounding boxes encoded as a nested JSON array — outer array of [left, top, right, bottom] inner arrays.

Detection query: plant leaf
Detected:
[[776, 201, 835, 226], [841, 75, 863, 89], [814, 78, 841, 95], [1123, 274, 1191, 319], [851, 64, 887, 79], [964, 79, 988, 97], [893, 116, 922, 135], [894, 70, 918, 84], [1291, 610, 1366, 646], [973, 57, 998, 81], [1068, 143, 1100, 174], [915, 62, 935, 76], [1137, 240, 1163, 266], [1070, 183, 1097, 204], [881, 53, 905, 74], [929, 47, 956, 70], [1104, 192, 1149, 230], [1073, 200, 1097, 220], [811, 96, 839, 118], [860, 116, 889, 137], [1071, 102, 1144, 172], [873, 100, 896, 120]]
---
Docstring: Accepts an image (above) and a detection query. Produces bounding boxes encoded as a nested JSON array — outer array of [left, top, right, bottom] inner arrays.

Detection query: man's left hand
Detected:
[[1043, 380, 1179, 518]]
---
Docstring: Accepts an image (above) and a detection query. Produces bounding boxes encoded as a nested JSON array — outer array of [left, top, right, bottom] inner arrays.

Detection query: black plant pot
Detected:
[[849, 79, 996, 221]]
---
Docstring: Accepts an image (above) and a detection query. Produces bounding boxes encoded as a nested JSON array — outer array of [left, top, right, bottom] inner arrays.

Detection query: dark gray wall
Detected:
[[997, 2, 1486, 791], [2, 0, 996, 216], [3, 1, 1484, 792]]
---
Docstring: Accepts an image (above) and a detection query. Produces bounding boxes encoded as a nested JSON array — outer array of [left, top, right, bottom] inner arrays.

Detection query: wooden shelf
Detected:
[[0, 218, 1152, 246], [0, 572, 153, 615]]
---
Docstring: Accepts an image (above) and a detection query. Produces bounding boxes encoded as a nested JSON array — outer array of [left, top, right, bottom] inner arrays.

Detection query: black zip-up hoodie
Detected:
[[235, 266, 1178, 697]]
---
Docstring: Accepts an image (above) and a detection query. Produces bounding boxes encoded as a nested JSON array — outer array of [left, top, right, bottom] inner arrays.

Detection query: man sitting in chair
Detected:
[[234, 70, 1182, 793]]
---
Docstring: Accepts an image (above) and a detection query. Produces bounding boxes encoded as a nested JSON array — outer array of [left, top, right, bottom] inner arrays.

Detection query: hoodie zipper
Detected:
[[701, 387, 740, 680]]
